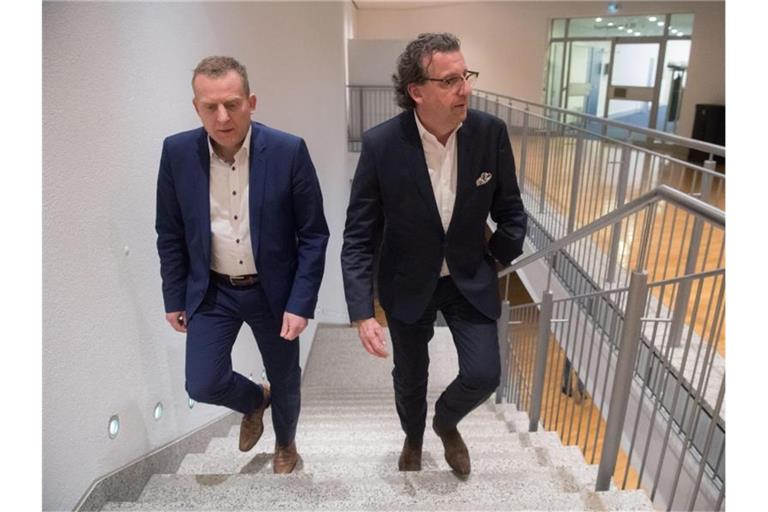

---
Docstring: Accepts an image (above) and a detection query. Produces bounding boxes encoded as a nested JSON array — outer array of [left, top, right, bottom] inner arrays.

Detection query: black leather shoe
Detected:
[[432, 416, 470, 477], [398, 437, 423, 471]]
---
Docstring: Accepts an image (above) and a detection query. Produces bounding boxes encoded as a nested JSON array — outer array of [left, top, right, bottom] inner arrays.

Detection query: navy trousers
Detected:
[[185, 278, 301, 446], [385, 276, 501, 441]]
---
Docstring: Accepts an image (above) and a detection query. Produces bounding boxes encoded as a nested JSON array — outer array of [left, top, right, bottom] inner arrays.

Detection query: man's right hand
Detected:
[[356, 317, 389, 358], [165, 311, 187, 333]]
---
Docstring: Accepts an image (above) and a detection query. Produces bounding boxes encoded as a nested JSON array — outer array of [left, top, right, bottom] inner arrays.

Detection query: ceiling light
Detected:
[[153, 402, 164, 421], [618, 25, 625, 30], [608, 22, 614, 26], [648, 16, 657, 22], [595, 17, 603, 22], [657, 21, 664, 27]]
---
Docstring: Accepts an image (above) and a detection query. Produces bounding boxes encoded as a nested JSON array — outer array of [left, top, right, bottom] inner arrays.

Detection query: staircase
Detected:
[[101, 326, 654, 511]]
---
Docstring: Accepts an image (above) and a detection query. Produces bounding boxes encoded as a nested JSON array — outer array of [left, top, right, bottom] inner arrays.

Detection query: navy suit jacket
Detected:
[[156, 122, 329, 321], [341, 109, 527, 324]]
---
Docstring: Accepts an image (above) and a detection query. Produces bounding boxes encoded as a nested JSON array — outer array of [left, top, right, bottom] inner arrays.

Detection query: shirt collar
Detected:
[[207, 125, 252, 163], [414, 110, 462, 145]]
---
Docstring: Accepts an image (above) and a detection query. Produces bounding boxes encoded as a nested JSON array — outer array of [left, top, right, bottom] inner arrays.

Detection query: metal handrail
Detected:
[[499, 184, 724, 277], [494, 102, 724, 179], [495, 182, 725, 510], [474, 89, 726, 158]]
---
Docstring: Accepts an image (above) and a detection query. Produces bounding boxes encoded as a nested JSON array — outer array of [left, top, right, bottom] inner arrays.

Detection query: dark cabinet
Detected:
[[688, 104, 725, 165]]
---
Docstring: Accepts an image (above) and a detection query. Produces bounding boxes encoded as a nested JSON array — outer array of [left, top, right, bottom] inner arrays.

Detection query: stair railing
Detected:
[[494, 186, 725, 511], [471, 89, 725, 165]]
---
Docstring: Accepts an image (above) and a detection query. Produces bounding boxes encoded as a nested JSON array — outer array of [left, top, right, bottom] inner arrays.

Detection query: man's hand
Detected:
[[356, 317, 389, 358], [165, 311, 187, 333], [281, 312, 308, 341]]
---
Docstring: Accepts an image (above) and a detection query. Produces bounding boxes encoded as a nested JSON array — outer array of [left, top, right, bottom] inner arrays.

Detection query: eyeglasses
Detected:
[[424, 70, 479, 91]]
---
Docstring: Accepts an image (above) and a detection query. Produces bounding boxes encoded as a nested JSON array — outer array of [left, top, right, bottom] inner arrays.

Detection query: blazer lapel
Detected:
[[195, 131, 212, 265], [248, 123, 267, 262], [400, 112, 443, 232], [449, 119, 476, 232]]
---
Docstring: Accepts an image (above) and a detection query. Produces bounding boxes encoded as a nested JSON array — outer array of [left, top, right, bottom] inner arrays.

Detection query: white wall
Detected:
[[42, 2, 349, 510], [348, 39, 410, 85], [355, 1, 725, 138]]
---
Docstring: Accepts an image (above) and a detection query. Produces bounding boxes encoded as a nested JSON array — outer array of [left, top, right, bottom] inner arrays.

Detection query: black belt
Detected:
[[211, 271, 259, 287]]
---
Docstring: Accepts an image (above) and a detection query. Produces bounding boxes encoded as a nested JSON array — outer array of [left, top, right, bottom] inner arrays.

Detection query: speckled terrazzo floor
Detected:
[[101, 325, 653, 511]]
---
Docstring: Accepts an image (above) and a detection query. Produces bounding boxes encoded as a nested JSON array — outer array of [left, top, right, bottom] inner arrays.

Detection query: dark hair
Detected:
[[192, 56, 250, 95], [392, 33, 461, 110]]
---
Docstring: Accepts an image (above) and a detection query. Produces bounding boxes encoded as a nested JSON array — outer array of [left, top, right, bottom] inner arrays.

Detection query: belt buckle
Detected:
[[229, 274, 257, 287], [229, 275, 246, 286]]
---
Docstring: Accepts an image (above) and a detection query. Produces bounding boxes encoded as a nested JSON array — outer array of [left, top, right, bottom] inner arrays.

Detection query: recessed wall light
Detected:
[[108, 415, 120, 439]]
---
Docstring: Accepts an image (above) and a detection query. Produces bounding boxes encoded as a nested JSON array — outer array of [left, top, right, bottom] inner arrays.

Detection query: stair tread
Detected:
[[99, 325, 651, 511], [177, 444, 589, 475], [134, 469, 598, 509]]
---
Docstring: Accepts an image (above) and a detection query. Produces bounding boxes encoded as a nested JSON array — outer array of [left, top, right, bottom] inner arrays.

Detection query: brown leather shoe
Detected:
[[239, 384, 271, 452], [398, 437, 423, 471], [273, 441, 301, 474], [432, 416, 471, 477]]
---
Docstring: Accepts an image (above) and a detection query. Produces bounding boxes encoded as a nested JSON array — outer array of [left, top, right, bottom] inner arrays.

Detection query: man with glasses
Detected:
[[342, 33, 527, 477], [156, 56, 329, 473]]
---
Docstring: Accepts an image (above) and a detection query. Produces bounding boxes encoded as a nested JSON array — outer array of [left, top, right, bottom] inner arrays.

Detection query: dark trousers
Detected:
[[185, 279, 301, 446], [385, 276, 500, 441]]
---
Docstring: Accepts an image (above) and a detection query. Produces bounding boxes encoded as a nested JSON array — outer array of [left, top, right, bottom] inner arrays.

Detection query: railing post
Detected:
[[358, 87, 364, 141], [539, 122, 551, 213], [667, 160, 715, 347], [596, 271, 649, 491], [606, 145, 631, 282], [519, 106, 529, 193], [567, 132, 584, 234], [529, 291, 554, 432], [495, 300, 511, 404]]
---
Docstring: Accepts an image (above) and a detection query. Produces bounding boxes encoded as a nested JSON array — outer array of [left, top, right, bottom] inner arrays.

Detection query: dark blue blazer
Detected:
[[156, 122, 329, 321], [342, 109, 527, 324]]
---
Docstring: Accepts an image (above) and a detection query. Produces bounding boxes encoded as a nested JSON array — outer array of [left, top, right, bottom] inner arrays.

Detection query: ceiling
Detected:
[[353, 1, 469, 10]]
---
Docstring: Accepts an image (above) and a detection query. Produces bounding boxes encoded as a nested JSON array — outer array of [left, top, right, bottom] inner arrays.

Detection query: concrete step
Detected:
[[128, 468, 596, 510], [203, 430, 568, 458], [226, 422, 508, 439], [581, 489, 655, 511], [290, 409, 503, 423], [227, 416, 508, 438], [177, 443, 589, 476]]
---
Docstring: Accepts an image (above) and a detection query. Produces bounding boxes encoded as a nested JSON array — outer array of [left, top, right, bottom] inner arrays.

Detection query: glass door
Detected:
[[604, 40, 660, 134], [565, 41, 611, 117]]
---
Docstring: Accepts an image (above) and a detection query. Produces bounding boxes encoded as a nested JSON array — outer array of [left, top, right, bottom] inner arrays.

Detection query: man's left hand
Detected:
[[280, 312, 308, 341]]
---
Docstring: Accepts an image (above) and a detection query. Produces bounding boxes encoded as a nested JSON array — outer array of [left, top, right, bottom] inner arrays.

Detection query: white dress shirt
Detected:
[[414, 111, 462, 277], [208, 127, 258, 276]]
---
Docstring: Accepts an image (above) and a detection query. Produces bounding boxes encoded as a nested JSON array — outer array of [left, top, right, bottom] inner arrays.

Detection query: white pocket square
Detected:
[[476, 172, 493, 187]]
